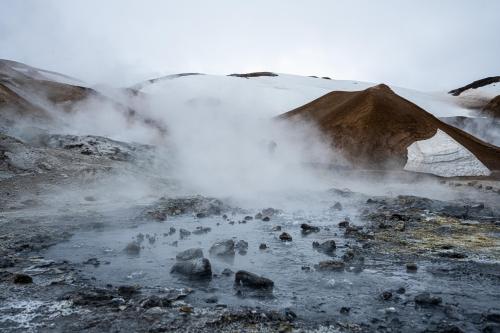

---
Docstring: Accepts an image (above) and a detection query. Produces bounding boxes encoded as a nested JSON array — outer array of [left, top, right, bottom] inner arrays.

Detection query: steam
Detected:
[[144, 87, 336, 205]]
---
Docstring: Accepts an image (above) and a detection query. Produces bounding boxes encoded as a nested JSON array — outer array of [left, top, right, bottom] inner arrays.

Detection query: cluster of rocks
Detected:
[[36, 134, 155, 162], [144, 196, 231, 221]]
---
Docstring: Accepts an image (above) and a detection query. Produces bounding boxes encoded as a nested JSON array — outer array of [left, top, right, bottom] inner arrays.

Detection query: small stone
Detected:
[[244, 216, 253, 221], [300, 223, 320, 234], [394, 222, 405, 231], [118, 285, 139, 296], [262, 216, 270, 222], [272, 225, 282, 231], [340, 307, 350, 314], [259, 243, 268, 250], [279, 232, 292, 242], [205, 295, 218, 304], [380, 291, 393, 300], [179, 229, 191, 238], [179, 306, 193, 313], [221, 268, 234, 276], [124, 242, 141, 255], [312, 240, 336, 254], [13, 273, 32, 284], [338, 220, 349, 228], [316, 260, 345, 271], [414, 292, 442, 305], [235, 240, 248, 254], [406, 263, 418, 272]]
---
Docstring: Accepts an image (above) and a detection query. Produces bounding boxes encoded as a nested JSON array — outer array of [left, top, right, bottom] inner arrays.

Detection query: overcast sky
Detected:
[[1, 0, 499, 90]]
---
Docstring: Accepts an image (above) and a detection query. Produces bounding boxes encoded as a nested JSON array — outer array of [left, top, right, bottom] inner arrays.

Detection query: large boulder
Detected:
[[234, 270, 274, 289], [209, 239, 235, 256], [170, 258, 212, 279]]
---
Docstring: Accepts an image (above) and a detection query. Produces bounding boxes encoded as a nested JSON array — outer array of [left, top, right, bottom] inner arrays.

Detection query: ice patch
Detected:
[[404, 129, 491, 177]]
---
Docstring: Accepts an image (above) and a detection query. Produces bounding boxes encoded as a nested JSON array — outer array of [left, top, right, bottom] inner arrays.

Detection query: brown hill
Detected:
[[280, 84, 500, 171], [483, 95, 500, 118], [0, 59, 166, 135]]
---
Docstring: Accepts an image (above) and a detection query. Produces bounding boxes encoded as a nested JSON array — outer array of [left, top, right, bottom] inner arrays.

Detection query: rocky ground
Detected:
[[0, 133, 499, 333]]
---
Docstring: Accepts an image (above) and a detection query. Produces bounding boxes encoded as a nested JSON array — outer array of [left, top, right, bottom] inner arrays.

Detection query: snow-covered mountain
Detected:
[[136, 72, 477, 119]]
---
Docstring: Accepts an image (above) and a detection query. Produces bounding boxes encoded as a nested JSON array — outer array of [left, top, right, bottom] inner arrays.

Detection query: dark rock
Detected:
[[229, 72, 278, 78], [486, 312, 500, 323], [415, 292, 442, 306], [262, 216, 270, 222], [279, 232, 292, 241], [316, 260, 345, 271], [406, 262, 418, 272], [396, 287, 406, 294], [221, 268, 234, 276], [176, 248, 203, 261], [340, 307, 350, 314], [13, 273, 32, 284], [244, 216, 253, 221], [235, 240, 249, 254], [272, 225, 282, 231], [261, 207, 280, 217], [438, 251, 467, 259], [68, 288, 115, 306], [170, 258, 212, 279], [259, 243, 268, 250], [124, 242, 141, 255], [209, 239, 235, 256], [338, 220, 349, 228], [179, 228, 191, 238], [380, 291, 393, 300], [118, 285, 139, 297], [205, 295, 218, 304], [312, 240, 336, 254], [192, 226, 211, 235], [301, 223, 320, 234], [141, 295, 171, 308], [331, 202, 343, 211], [394, 221, 405, 231], [83, 258, 100, 266], [483, 324, 500, 333], [235, 270, 274, 289]]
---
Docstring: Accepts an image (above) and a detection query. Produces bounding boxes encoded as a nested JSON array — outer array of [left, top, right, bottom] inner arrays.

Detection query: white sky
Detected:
[[1, 0, 499, 90]]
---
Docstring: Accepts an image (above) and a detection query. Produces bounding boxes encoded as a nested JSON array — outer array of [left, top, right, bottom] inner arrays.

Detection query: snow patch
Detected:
[[404, 129, 490, 177]]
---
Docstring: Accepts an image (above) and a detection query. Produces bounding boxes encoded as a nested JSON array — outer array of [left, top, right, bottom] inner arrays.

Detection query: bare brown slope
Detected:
[[483, 95, 500, 118], [0, 62, 166, 135], [280, 84, 500, 170]]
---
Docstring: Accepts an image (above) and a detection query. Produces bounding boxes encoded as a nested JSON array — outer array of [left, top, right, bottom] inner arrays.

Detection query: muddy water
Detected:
[[44, 198, 500, 329]]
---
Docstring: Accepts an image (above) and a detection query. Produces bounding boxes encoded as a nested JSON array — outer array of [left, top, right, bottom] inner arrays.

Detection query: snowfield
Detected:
[[404, 129, 491, 177], [139, 73, 476, 118]]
